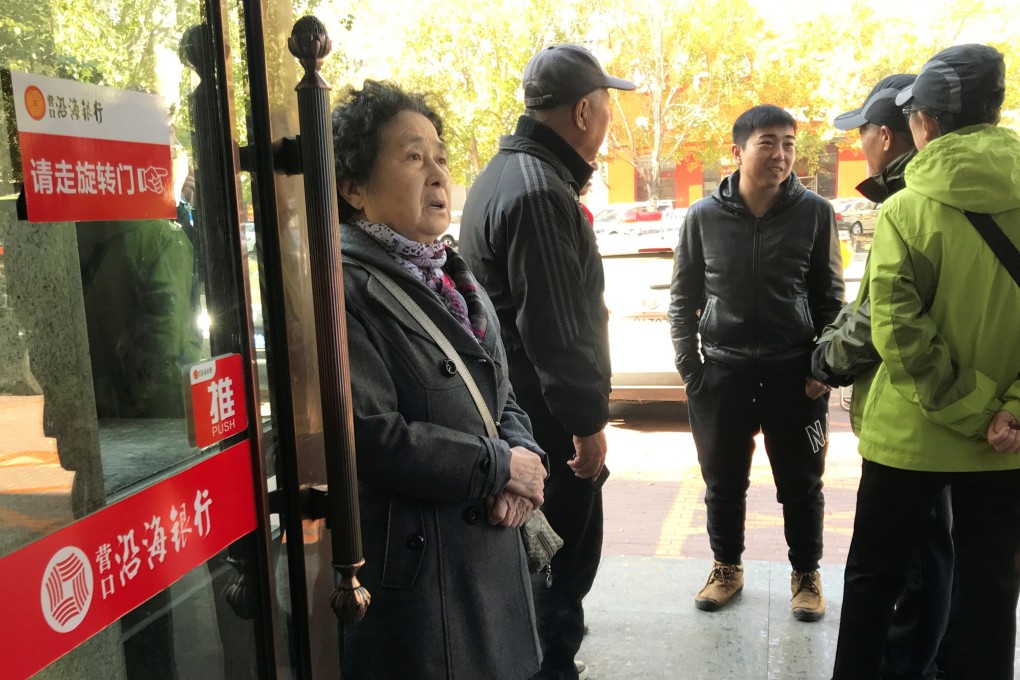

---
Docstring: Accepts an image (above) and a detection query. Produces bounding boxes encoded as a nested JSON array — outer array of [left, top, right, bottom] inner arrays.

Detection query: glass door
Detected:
[[0, 0, 297, 674]]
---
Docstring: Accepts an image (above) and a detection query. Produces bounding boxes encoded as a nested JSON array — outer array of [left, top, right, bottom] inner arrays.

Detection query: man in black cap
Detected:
[[459, 45, 635, 680], [816, 74, 955, 680], [832, 44, 1020, 680]]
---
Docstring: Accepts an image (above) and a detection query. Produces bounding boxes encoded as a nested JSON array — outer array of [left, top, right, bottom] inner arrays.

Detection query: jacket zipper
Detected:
[[752, 217, 761, 359], [536, 533, 554, 587]]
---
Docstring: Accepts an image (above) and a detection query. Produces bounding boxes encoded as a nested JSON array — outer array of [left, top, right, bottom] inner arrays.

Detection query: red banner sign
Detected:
[[7, 70, 176, 223], [0, 442, 257, 679], [185, 353, 249, 449]]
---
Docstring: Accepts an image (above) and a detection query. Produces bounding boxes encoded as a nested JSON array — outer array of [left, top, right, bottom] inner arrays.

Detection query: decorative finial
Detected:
[[332, 561, 371, 623], [289, 16, 332, 90]]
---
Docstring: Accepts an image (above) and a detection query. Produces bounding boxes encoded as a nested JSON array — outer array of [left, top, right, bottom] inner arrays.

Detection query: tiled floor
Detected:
[[598, 396, 861, 565], [578, 557, 843, 679], [579, 397, 1020, 679]]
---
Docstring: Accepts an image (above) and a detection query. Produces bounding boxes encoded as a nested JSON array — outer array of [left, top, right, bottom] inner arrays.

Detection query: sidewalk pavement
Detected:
[[599, 393, 859, 565], [580, 394, 1020, 678]]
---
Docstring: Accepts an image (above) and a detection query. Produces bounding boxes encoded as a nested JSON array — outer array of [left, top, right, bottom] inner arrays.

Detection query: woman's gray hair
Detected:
[[331, 80, 444, 222]]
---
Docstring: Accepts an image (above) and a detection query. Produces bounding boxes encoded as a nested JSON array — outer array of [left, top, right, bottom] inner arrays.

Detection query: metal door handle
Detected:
[[288, 14, 370, 624]]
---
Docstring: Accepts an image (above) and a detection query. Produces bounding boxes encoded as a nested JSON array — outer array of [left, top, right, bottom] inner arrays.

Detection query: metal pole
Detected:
[[287, 14, 369, 624]]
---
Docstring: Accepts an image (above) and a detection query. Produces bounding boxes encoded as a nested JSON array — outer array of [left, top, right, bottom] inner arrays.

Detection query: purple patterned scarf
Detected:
[[355, 219, 487, 341]]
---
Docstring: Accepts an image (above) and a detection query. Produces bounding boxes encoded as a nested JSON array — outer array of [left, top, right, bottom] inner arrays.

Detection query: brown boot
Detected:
[[695, 561, 744, 611], [790, 570, 825, 621]]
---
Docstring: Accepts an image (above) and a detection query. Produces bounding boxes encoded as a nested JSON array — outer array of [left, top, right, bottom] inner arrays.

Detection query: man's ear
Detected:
[[573, 97, 589, 132], [338, 178, 365, 211], [918, 111, 941, 144], [731, 143, 743, 167], [879, 125, 895, 152]]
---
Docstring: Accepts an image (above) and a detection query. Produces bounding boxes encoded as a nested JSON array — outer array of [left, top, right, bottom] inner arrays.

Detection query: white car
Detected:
[[601, 238, 686, 402], [440, 210, 462, 247]]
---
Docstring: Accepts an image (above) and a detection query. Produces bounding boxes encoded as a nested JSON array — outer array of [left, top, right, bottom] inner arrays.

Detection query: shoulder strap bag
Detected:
[[359, 263, 563, 578], [962, 211, 1020, 288]]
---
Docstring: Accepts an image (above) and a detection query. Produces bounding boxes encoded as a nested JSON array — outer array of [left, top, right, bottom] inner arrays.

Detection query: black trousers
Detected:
[[880, 486, 954, 680], [833, 461, 1020, 680], [687, 359, 828, 571], [515, 374, 603, 680]]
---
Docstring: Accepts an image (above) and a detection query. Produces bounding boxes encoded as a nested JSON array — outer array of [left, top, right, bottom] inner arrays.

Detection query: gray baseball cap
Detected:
[[834, 74, 916, 132], [895, 44, 1005, 114], [523, 44, 636, 109]]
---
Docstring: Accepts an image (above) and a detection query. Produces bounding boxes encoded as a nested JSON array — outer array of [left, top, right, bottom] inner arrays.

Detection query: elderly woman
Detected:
[[332, 80, 547, 679]]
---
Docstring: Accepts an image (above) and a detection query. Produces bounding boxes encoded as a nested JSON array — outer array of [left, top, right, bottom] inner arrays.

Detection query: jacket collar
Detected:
[[855, 149, 916, 204], [499, 116, 594, 194], [712, 169, 806, 219]]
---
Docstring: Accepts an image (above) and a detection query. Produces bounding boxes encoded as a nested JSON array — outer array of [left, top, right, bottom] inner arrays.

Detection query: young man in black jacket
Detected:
[[459, 45, 634, 680], [669, 105, 844, 621]]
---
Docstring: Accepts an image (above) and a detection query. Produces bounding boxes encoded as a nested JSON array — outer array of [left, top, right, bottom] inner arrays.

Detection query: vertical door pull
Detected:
[[288, 15, 370, 624]]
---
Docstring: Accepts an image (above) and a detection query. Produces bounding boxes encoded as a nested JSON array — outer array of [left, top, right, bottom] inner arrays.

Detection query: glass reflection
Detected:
[[0, 0, 265, 675]]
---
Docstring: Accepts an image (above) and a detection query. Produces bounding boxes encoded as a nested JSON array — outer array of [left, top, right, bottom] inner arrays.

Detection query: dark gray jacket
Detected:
[[813, 149, 916, 388], [338, 223, 543, 680], [459, 116, 610, 438], [669, 170, 844, 381]]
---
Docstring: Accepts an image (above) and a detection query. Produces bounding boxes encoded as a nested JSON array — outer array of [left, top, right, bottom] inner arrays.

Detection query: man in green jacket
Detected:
[[832, 44, 1020, 680], [816, 75, 955, 680]]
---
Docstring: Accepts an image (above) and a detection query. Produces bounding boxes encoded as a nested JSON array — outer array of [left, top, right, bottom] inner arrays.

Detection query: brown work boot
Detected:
[[694, 561, 744, 611], [790, 570, 825, 621]]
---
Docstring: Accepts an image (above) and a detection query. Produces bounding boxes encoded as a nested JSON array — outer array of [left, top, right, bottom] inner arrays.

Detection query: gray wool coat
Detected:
[[337, 223, 544, 680]]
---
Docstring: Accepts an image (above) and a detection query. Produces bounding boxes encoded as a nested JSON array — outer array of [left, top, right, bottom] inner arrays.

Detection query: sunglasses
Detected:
[[902, 106, 941, 121]]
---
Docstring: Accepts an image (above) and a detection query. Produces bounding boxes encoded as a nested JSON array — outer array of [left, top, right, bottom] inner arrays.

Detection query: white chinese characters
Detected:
[[29, 158, 170, 196], [90, 489, 214, 601], [208, 377, 236, 428]]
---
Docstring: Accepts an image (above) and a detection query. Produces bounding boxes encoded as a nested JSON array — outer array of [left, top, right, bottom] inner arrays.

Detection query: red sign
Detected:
[[186, 353, 249, 449], [0, 442, 257, 679], [7, 70, 176, 223]]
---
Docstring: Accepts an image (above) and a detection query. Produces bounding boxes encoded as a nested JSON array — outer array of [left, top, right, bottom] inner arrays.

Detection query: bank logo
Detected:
[[24, 86, 46, 121], [41, 546, 94, 633]]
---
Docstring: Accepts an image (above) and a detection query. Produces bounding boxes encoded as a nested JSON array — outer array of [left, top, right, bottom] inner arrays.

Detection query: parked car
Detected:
[[620, 206, 664, 222], [243, 221, 256, 256], [440, 210, 462, 247], [601, 238, 686, 402], [829, 197, 855, 214], [835, 198, 880, 251], [592, 201, 674, 236], [593, 207, 623, 235]]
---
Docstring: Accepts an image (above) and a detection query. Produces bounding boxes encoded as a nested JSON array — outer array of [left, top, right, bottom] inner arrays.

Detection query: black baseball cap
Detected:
[[523, 44, 636, 109], [895, 44, 1006, 113], [834, 74, 916, 132]]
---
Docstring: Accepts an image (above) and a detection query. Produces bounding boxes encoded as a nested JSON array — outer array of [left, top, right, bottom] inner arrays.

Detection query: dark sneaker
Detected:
[[574, 659, 589, 680], [695, 561, 744, 611], [790, 570, 825, 621]]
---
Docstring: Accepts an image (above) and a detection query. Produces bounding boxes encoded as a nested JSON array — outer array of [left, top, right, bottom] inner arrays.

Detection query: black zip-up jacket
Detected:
[[669, 170, 844, 381], [459, 116, 610, 438]]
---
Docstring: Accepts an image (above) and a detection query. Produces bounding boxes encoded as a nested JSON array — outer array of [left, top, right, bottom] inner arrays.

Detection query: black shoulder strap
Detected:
[[962, 211, 1020, 288]]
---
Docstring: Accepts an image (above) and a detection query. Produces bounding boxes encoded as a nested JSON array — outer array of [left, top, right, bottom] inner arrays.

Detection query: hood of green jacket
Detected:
[[904, 124, 1020, 213]]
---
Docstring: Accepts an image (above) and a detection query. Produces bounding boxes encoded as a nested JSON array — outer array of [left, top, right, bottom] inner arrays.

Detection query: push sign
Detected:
[[185, 354, 248, 449]]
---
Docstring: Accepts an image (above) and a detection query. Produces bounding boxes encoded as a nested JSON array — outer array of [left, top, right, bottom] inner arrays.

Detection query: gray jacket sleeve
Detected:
[[812, 298, 880, 387]]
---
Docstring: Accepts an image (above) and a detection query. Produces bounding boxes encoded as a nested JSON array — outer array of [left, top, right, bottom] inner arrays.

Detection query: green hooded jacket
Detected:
[[858, 124, 1020, 471], [816, 149, 916, 435]]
